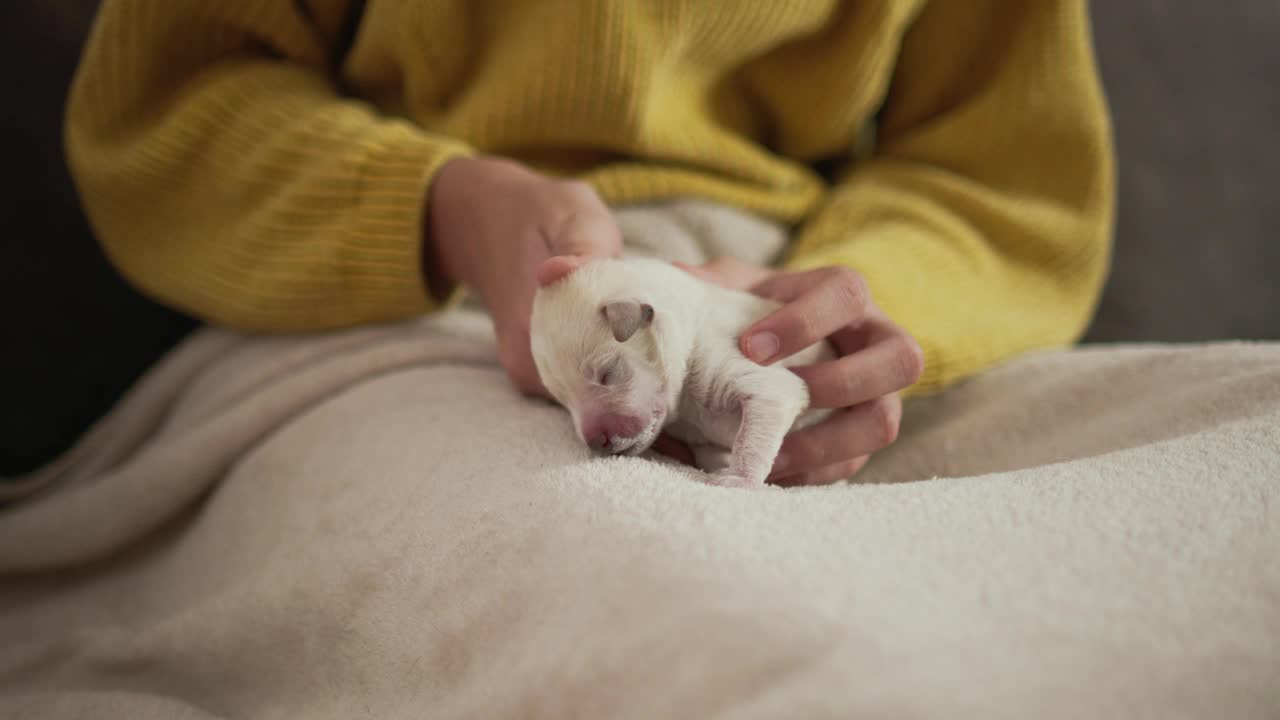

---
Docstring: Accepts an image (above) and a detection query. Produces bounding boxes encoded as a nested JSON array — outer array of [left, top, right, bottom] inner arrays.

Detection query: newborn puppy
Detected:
[[530, 256, 832, 489]]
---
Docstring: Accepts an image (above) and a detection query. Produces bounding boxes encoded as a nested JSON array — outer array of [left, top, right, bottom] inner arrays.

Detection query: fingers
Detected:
[[740, 266, 870, 364], [502, 359, 545, 398], [770, 455, 870, 487], [554, 216, 623, 258], [671, 261, 718, 284], [498, 325, 548, 398], [673, 256, 775, 291], [791, 332, 924, 409], [536, 255, 589, 287], [769, 394, 902, 479], [536, 197, 623, 287], [546, 183, 624, 259]]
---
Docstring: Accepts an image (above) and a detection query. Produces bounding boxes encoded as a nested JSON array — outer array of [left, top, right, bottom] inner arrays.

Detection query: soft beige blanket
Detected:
[[2, 203, 1278, 719]]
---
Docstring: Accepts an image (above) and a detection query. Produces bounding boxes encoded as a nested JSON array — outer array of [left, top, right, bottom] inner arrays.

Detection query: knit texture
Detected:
[[65, 0, 1114, 395]]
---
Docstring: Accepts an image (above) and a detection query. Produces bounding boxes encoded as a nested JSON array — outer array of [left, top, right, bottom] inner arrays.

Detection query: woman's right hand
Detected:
[[426, 156, 624, 397]]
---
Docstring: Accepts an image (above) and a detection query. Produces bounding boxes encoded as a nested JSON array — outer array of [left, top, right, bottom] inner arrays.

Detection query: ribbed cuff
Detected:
[[340, 123, 474, 323]]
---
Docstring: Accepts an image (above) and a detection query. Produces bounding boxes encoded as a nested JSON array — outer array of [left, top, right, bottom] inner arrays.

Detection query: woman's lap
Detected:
[[2, 315, 1278, 716]]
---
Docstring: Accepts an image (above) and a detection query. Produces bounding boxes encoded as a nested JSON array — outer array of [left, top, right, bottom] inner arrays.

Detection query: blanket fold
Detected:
[[2, 202, 1277, 719]]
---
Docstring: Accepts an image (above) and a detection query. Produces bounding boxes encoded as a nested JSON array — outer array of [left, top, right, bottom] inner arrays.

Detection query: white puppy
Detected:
[[530, 256, 832, 488]]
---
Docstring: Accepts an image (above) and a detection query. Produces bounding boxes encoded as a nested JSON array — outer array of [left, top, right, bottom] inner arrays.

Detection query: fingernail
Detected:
[[745, 332, 779, 363]]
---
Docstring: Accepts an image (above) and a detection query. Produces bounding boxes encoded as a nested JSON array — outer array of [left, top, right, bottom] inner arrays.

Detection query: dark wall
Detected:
[[1084, 1, 1280, 344], [0, 3, 195, 475]]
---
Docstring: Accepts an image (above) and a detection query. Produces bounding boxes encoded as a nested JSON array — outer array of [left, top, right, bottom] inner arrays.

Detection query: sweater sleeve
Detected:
[[784, 0, 1115, 396], [65, 1, 473, 332]]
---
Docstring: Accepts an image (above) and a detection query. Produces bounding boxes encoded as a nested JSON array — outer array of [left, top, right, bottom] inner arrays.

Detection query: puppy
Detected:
[[530, 256, 832, 489]]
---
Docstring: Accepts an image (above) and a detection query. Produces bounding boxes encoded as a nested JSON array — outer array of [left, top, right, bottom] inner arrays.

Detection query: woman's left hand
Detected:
[[657, 256, 924, 486]]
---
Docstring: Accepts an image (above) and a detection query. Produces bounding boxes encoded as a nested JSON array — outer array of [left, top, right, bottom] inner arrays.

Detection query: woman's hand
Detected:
[[426, 156, 623, 396], [666, 256, 925, 486]]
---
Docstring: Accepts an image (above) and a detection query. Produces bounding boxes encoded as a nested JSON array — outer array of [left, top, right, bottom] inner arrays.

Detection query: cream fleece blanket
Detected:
[[1, 203, 1278, 719]]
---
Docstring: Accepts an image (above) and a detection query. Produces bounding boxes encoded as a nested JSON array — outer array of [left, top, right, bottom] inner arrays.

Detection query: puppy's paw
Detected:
[[705, 469, 764, 490]]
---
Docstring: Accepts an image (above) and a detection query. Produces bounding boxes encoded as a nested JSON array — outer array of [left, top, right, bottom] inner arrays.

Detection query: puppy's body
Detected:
[[531, 258, 831, 488]]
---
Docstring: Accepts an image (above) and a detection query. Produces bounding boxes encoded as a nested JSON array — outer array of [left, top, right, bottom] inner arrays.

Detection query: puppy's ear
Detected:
[[602, 301, 655, 343]]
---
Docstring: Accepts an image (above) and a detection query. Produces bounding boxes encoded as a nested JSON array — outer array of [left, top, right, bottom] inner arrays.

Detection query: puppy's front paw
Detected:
[[705, 469, 764, 490]]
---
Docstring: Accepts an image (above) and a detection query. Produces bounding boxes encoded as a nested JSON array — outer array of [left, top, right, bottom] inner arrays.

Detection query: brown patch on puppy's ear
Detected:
[[602, 301, 654, 342]]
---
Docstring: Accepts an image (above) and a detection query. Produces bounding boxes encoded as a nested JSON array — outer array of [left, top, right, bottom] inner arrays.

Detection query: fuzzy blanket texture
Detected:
[[1, 203, 1278, 719]]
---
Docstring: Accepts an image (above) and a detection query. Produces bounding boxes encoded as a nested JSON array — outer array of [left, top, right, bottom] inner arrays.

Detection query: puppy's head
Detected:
[[531, 257, 671, 456]]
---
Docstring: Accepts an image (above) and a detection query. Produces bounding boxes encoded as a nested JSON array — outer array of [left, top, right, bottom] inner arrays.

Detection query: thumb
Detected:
[[672, 260, 718, 283], [674, 256, 772, 291], [548, 209, 624, 259], [537, 255, 589, 288]]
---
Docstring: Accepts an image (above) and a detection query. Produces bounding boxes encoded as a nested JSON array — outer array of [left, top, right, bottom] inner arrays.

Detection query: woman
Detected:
[[64, 0, 1112, 486]]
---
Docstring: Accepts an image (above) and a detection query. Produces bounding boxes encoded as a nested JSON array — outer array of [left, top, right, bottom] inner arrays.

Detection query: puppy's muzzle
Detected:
[[581, 412, 646, 454]]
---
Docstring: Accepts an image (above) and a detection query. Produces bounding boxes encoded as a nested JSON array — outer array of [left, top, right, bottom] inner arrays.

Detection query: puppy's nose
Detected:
[[581, 413, 645, 452], [587, 429, 611, 451]]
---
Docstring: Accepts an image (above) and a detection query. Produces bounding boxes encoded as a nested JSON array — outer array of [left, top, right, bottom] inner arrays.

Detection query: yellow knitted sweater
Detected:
[[66, 0, 1114, 395]]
